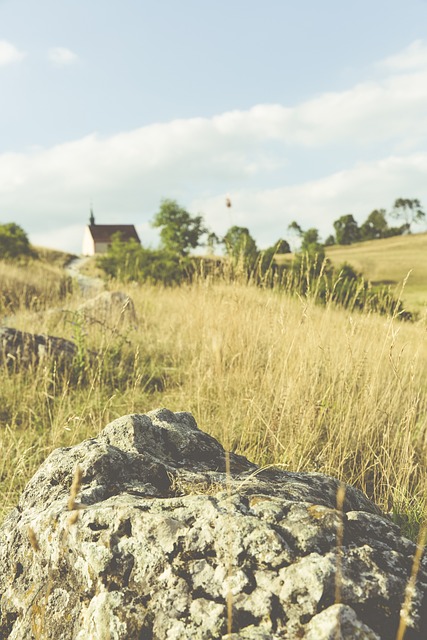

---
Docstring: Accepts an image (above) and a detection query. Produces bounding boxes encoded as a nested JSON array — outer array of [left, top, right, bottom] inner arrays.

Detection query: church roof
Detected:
[[88, 224, 140, 244]]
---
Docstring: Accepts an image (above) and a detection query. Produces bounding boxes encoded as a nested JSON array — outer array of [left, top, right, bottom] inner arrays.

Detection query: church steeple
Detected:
[[89, 205, 95, 226]]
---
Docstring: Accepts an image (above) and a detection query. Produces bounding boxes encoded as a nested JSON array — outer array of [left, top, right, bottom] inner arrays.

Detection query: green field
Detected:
[[325, 232, 427, 315]]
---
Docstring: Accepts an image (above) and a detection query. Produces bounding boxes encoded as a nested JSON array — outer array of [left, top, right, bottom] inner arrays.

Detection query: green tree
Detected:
[[391, 198, 425, 231], [152, 199, 208, 256], [301, 228, 320, 250], [300, 227, 325, 262], [258, 239, 291, 277], [273, 238, 291, 254], [324, 234, 336, 246], [0, 223, 31, 259], [360, 209, 388, 241], [223, 226, 258, 265], [287, 220, 303, 237], [333, 214, 360, 245], [97, 233, 194, 285], [206, 231, 220, 255]]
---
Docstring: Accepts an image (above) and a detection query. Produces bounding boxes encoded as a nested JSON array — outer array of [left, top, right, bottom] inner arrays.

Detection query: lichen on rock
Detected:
[[0, 409, 426, 639]]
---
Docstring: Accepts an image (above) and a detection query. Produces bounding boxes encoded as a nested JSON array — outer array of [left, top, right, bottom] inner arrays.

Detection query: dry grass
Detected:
[[0, 259, 73, 316], [1, 266, 427, 536], [325, 232, 427, 314], [276, 232, 427, 316], [128, 282, 427, 512]]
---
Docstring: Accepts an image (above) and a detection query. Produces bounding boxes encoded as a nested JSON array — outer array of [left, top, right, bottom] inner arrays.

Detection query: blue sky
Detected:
[[1, 0, 427, 253]]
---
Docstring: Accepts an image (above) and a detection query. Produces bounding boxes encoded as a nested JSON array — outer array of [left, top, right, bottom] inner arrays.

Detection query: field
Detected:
[[1, 252, 427, 539], [325, 232, 427, 315]]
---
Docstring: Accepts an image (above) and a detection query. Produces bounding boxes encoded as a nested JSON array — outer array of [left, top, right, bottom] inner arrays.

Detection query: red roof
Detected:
[[88, 225, 140, 244]]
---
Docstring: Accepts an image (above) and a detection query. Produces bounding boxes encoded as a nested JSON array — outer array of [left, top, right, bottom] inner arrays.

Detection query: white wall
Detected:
[[82, 226, 95, 255]]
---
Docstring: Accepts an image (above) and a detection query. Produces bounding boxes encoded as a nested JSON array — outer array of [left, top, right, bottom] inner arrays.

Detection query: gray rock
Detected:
[[77, 290, 137, 327], [0, 409, 426, 639], [0, 326, 78, 369], [304, 604, 381, 639]]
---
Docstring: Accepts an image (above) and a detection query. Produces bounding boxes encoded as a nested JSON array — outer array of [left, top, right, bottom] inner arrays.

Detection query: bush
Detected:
[[97, 234, 195, 285], [281, 257, 412, 319], [0, 223, 32, 260]]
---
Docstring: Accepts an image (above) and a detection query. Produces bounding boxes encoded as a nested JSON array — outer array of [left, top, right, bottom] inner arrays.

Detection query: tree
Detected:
[[97, 233, 194, 285], [223, 226, 258, 264], [324, 234, 336, 246], [206, 231, 220, 255], [258, 239, 291, 277], [287, 220, 303, 237], [300, 228, 325, 262], [360, 209, 388, 241], [333, 214, 360, 245], [0, 223, 31, 259], [287, 223, 324, 260], [391, 198, 425, 231], [301, 228, 320, 251], [273, 238, 291, 254], [152, 199, 208, 256]]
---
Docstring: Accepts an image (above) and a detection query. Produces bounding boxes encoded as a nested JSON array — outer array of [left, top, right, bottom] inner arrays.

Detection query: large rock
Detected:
[[0, 409, 426, 639], [77, 291, 137, 327], [0, 326, 78, 369]]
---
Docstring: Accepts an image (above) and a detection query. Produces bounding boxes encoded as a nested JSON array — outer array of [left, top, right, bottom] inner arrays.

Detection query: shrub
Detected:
[[0, 223, 32, 260], [97, 234, 195, 285]]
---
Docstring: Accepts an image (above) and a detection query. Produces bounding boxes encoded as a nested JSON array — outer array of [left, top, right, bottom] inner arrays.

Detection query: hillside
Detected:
[[324, 232, 427, 314], [32, 245, 76, 267]]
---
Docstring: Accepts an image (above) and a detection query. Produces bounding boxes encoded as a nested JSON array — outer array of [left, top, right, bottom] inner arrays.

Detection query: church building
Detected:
[[82, 209, 141, 256]]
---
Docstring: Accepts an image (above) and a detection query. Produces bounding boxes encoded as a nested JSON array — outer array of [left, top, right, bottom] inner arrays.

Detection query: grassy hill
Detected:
[[0, 247, 75, 317], [1, 250, 427, 539], [324, 232, 427, 314], [32, 245, 76, 267]]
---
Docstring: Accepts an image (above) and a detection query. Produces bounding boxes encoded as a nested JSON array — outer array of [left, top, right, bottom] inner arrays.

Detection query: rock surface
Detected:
[[0, 409, 426, 639], [0, 326, 78, 369], [77, 290, 137, 327]]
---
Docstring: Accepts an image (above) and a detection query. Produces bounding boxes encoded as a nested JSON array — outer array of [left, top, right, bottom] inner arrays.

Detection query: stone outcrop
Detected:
[[0, 326, 78, 369], [77, 291, 137, 327], [0, 409, 426, 639]]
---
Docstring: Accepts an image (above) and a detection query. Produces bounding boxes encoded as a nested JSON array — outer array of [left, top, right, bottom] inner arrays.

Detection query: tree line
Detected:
[[283, 198, 425, 266], [0, 196, 424, 264], [324, 198, 425, 246], [96, 198, 419, 320], [97, 198, 292, 285]]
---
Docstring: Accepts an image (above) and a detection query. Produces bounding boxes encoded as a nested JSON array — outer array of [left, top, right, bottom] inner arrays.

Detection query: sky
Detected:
[[1, 0, 427, 254]]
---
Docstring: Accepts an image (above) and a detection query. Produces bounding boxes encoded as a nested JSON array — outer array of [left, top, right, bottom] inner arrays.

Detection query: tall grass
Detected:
[[1, 261, 426, 537], [0, 259, 72, 316]]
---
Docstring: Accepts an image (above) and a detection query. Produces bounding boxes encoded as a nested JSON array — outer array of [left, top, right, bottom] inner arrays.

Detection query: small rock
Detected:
[[77, 291, 137, 327], [0, 326, 78, 369], [304, 603, 381, 639]]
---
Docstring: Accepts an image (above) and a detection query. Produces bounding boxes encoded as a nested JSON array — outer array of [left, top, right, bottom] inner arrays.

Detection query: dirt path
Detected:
[[66, 257, 105, 296]]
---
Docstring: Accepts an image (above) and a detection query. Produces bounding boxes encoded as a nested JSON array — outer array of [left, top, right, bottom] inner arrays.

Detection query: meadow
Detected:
[[325, 232, 427, 315], [1, 252, 426, 540]]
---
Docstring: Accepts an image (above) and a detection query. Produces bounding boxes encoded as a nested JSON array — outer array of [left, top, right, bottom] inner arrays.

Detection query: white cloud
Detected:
[[2, 40, 427, 253], [30, 224, 84, 253], [48, 47, 78, 66], [0, 40, 26, 66], [378, 40, 427, 72], [193, 154, 427, 249]]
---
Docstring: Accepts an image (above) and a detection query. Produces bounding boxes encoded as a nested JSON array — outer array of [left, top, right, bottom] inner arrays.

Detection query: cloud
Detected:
[[48, 47, 78, 66], [29, 224, 85, 253], [378, 40, 427, 72], [193, 153, 427, 248], [0, 40, 26, 66], [2, 40, 427, 253]]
